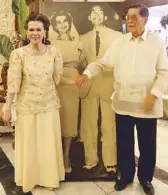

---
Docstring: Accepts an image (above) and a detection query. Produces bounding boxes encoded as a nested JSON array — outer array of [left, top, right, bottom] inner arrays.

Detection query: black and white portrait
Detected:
[[40, 2, 123, 180]]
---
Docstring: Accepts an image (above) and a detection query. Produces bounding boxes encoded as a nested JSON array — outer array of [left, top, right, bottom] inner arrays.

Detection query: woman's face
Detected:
[[55, 15, 69, 33], [27, 21, 45, 45]]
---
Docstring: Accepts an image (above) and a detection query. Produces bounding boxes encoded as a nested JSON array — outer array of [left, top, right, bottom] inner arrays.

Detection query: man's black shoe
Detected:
[[140, 181, 155, 195], [114, 179, 133, 191]]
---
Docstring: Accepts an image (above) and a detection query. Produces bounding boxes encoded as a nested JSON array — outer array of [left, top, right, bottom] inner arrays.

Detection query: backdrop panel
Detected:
[[40, 2, 123, 181]]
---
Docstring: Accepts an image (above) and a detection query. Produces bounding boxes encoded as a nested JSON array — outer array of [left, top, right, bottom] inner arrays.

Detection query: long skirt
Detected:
[[15, 108, 65, 192]]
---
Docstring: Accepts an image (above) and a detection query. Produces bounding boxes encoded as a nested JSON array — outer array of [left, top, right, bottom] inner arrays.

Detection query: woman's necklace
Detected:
[[28, 45, 47, 56]]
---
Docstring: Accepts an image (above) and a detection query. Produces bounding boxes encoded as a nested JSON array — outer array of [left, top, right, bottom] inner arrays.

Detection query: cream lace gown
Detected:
[[7, 46, 65, 192]]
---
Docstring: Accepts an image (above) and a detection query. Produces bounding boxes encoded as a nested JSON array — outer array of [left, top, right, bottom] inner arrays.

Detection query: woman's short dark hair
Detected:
[[23, 13, 51, 45], [126, 3, 149, 18], [50, 11, 72, 33]]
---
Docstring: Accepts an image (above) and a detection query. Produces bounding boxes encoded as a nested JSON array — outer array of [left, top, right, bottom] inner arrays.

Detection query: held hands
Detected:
[[62, 74, 88, 87], [61, 74, 88, 87], [62, 77, 76, 85], [143, 93, 157, 113], [2, 109, 11, 128], [75, 74, 89, 87]]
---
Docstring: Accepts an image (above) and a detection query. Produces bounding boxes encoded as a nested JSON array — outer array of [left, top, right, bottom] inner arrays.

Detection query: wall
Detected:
[[0, 0, 15, 84]]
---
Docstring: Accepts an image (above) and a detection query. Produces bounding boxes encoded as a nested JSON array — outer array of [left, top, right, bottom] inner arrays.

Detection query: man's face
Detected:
[[126, 8, 147, 35], [89, 5, 107, 27]]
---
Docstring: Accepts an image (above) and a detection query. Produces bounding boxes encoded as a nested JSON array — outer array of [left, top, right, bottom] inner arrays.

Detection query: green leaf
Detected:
[[11, 0, 29, 39], [18, 0, 29, 38], [12, 0, 20, 16], [0, 35, 14, 61]]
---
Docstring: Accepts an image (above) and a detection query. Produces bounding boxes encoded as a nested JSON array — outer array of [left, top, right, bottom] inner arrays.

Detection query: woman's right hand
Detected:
[[2, 109, 11, 128], [62, 77, 76, 85]]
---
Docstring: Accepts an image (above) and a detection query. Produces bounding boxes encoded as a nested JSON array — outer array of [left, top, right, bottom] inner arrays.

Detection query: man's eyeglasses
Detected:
[[125, 14, 140, 22]]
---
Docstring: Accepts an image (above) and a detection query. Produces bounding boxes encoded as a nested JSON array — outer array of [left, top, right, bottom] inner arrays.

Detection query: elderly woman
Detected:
[[3, 13, 65, 192]]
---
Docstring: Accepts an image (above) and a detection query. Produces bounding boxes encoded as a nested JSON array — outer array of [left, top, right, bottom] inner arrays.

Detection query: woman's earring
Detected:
[[43, 36, 46, 43], [27, 37, 30, 43]]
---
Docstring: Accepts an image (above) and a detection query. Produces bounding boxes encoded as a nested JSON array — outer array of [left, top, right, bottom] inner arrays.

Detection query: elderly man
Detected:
[[76, 4, 168, 195]]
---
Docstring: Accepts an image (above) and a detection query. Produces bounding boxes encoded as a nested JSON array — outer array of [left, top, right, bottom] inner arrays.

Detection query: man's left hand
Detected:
[[143, 93, 157, 112]]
